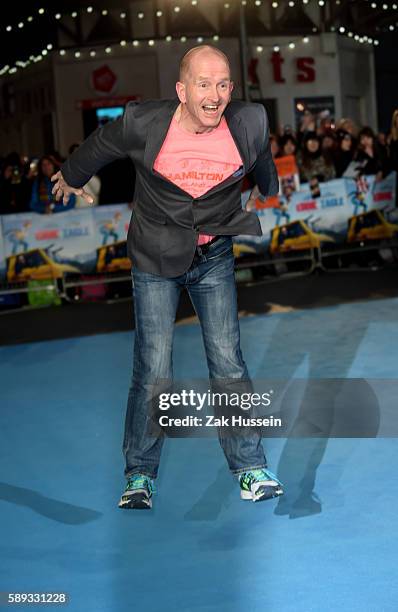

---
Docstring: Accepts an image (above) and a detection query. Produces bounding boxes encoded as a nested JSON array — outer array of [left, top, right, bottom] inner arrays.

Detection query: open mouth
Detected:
[[202, 104, 220, 115]]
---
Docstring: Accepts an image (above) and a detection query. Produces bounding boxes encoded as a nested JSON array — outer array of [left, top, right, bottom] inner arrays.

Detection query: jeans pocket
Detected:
[[206, 240, 234, 261]]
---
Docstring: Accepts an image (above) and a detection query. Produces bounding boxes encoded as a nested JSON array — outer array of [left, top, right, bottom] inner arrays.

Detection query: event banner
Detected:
[[91, 204, 132, 273], [237, 172, 397, 254], [91, 204, 131, 247], [1, 209, 97, 282], [0, 173, 396, 280], [0, 205, 132, 281]]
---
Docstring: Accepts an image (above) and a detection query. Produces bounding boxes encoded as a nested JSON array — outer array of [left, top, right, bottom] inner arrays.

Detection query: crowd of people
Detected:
[[270, 110, 398, 184], [1, 109, 397, 216], [0, 146, 136, 216]]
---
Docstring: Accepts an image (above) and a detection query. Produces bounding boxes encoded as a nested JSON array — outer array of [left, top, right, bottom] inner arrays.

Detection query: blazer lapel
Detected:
[[144, 99, 180, 172], [224, 108, 250, 175]]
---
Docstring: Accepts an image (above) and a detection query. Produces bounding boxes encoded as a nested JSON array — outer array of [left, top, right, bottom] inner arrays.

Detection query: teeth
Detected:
[[204, 105, 218, 110]]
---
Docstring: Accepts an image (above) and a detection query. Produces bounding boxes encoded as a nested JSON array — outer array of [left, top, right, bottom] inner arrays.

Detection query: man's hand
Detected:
[[51, 171, 94, 205], [245, 184, 261, 211]]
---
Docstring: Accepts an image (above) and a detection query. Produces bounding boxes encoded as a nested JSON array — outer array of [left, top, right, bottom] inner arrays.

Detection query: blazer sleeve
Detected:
[[253, 105, 279, 197], [61, 106, 134, 188]]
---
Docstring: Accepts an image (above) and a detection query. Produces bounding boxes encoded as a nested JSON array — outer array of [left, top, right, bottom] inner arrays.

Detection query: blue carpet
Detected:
[[1, 297, 398, 611]]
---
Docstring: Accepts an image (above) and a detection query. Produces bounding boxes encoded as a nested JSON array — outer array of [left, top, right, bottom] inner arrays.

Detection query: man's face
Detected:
[[176, 51, 233, 132]]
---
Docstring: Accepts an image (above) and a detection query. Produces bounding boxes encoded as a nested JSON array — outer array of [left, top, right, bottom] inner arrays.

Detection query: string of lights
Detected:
[[0, 29, 379, 79], [1, 0, 394, 77], [364, 0, 398, 9], [2, 1, 397, 34]]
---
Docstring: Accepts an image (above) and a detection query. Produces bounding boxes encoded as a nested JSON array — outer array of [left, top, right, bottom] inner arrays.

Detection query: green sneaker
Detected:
[[118, 474, 154, 510], [239, 468, 284, 502]]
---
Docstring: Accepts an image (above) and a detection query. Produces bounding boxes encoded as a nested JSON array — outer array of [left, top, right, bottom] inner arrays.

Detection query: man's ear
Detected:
[[229, 81, 234, 95], [176, 81, 186, 104]]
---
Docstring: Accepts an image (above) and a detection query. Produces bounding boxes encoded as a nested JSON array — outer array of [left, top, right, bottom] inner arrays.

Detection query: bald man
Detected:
[[53, 45, 283, 510]]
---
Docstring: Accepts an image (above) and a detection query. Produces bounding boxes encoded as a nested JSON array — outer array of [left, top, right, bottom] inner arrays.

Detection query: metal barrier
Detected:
[[1, 238, 397, 305], [0, 279, 57, 296]]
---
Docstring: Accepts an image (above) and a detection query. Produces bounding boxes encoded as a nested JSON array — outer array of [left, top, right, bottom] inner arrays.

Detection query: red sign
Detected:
[[91, 65, 117, 94], [296, 201, 317, 212], [297, 57, 315, 82], [271, 51, 316, 83], [374, 192, 392, 202], [35, 230, 60, 240]]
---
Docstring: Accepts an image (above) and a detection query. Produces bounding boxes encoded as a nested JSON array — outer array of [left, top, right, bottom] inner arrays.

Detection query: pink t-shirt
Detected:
[[154, 116, 242, 245]]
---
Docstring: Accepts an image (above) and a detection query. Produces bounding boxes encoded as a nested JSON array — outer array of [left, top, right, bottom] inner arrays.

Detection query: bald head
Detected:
[[179, 45, 230, 82], [175, 44, 233, 134]]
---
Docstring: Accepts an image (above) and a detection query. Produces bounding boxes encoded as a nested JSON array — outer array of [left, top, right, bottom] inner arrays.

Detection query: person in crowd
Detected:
[[300, 110, 316, 131], [48, 150, 65, 167], [30, 156, 75, 214], [297, 110, 316, 147], [354, 126, 389, 179], [377, 132, 387, 148], [321, 131, 337, 156], [0, 152, 32, 214], [68, 144, 101, 207], [277, 134, 297, 158], [333, 129, 356, 178], [296, 131, 336, 183], [336, 117, 359, 139], [388, 109, 398, 172], [51, 45, 284, 511], [317, 113, 334, 138], [269, 134, 280, 158]]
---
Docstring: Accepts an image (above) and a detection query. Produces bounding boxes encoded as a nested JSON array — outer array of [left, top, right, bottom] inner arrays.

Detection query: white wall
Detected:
[[337, 38, 377, 129], [53, 50, 160, 154]]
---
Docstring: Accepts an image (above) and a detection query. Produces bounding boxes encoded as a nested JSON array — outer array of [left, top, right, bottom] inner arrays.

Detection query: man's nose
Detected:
[[208, 85, 220, 101]]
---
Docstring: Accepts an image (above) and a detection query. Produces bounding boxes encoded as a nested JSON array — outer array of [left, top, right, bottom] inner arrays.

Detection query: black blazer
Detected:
[[62, 98, 278, 277]]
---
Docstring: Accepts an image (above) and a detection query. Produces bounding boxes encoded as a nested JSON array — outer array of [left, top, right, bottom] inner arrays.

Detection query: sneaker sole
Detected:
[[118, 492, 152, 510], [241, 485, 284, 502]]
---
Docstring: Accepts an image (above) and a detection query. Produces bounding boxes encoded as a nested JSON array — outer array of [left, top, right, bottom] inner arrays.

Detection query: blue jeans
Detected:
[[122, 236, 267, 479]]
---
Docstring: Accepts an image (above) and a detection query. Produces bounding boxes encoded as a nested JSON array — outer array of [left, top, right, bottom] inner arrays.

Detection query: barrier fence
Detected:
[[0, 173, 396, 305]]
